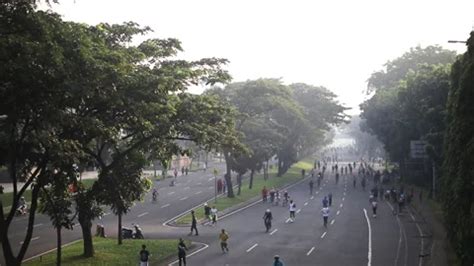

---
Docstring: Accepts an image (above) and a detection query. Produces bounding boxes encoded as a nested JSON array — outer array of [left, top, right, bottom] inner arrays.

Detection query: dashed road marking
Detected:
[[321, 232, 327, 239], [270, 229, 278, 235], [342, 197, 345, 201], [33, 223, 43, 228], [306, 246, 315, 256], [330, 219, 335, 225], [296, 209, 301, 214], [161, 204, 170, 208], [197, 182, 202, 185], [184, 187, 190, 190], [168, 192, 175, 195], [343, 192, 346, 196], [285, 218, 291, 223], [208, 177, 214, 181], [340, 203, 343, 208], [310, 196, 314, 200], [180, 197, 188, 201], [304, 202, 308, 206], [195, 191, 202, 195], [337, 210, 340, 215], [246, 243, 258, 252], [138, 212, 148, 218], [20, 237, 39, 245]]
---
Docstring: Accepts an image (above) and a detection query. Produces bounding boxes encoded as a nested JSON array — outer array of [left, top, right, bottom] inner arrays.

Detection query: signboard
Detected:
[[410, 140, 428, 159]]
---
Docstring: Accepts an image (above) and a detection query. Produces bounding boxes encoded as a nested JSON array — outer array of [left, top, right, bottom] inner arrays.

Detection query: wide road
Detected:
[[169, 166, 426, 266], [1, 161, 227, 265]]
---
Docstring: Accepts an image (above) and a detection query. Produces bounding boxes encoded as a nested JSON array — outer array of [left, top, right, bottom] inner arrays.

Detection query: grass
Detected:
[[24, 237, 189, 266], [175, 159, 313, 224], [1, 179, 96, 210]]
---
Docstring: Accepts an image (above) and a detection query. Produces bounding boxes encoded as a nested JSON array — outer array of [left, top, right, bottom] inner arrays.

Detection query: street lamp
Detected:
[[213, 168, 218, 203]]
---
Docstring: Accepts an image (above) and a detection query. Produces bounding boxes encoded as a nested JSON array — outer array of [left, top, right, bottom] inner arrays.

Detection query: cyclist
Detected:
[[263, 209, 273, 232]]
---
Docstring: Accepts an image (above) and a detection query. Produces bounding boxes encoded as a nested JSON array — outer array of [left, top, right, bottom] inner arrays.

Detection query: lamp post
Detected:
[[213, 168, 218, 203]]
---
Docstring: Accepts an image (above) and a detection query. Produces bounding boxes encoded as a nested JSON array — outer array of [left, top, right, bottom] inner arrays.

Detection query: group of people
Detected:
[[174, 166, 190, 179], [261, 186, 290, 206]]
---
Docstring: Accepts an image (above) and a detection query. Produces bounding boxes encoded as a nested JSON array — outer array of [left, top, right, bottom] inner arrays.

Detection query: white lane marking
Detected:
[[180, 197, 188, 201], [20, 237, 39, 245], [409, 212, 424, 266], [137, 212, 149, 218], [168, 242, 209, 266], [304, 202, 308, 206], [195, 191, 202, 195], [270, 229, 278, 235], [320, 232, 327, 239], [296, 209, 301, 214], [340, 203, 343, 208], [330, 219, 335, 225], [161, 204, 170, 208], [310, 196, 314, 200], [246, 243, 258, 252], [184, 187, 190, 190], [316, 191, 319, 194], [33, 223, 43, 228], [343, 192, 346, 196], [285, 218, 291, 223], [168, 191, 175, 195], [363, 208, 372, 266], [208, 177, 213, 181], [336, 210, 340, 215], [197, 182, 202, 185], [342, 197, 345, 201], [306, 246, 315, 256]]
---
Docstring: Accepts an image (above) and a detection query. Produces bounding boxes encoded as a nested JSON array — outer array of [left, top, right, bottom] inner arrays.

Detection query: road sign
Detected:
[[410, 140, 428, 159]]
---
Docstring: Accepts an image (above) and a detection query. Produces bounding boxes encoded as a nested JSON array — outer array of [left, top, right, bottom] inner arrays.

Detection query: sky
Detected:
[[46, 0, 474, 114]]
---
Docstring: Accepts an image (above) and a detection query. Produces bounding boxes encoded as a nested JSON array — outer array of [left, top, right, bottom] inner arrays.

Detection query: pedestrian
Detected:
[[301, 169, 306, 178], [371, 200, 378, 218], [139, 244, 150, 266], [222, 178, 227, 194], [185, 167, 189, 175], [322, 196, 328, 207], [203, 203, 211, 224], [211, 206, 218, 226], [289, 200, 296, 222], [263, 209, 273, 232], [328, 193, 333, 206], [309, 179, 314, 195], [321, 206, 330, 227], [217, 179, 223, 194], [174, 168, 178, 178], [178, 238, 188, 266], [181, 167, 185, 176], [219, 229, 229, 253], [273, 255, 285, 266], [189, 210, 198, 236]]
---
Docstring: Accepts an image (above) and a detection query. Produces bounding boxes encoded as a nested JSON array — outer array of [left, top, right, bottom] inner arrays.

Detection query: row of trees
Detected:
[[359, 37, 474, 263], [207, 80, 348, 197], [0, 2, 242, 266]]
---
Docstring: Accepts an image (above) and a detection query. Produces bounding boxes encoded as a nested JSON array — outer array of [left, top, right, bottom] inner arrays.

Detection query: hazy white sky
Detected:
[[47, 0, 473, 114]]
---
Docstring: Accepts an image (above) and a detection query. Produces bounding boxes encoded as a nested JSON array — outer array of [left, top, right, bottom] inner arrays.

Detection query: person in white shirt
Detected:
[[289, 200, 296, 222], [321, 206, 330, 227], [211, 206, 218, 226]]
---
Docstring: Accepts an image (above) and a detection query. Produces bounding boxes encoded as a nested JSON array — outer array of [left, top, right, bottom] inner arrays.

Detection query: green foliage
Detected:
[[441, 31, 474, 265]]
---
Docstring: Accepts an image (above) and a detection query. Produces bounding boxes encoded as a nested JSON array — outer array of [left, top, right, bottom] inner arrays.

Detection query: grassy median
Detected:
[[175, 159, 313, 224], [24, 237, 189, 266]]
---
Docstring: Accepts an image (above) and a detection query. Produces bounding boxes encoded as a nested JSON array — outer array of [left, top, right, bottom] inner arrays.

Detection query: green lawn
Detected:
[[175, 159, 313, 224], [25, 237, 189, 266], [1, 179, 96, 210]]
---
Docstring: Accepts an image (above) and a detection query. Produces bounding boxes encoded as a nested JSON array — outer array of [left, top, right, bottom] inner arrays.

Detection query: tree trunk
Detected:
[[56, 227, 62, 266], [223, 151, 235, 198], [249, 169, 255, 189], [277, 158, 283, 177], [79, 217, 94, 257], [237, 174, 242, 195], [118, 213, 123, 245]]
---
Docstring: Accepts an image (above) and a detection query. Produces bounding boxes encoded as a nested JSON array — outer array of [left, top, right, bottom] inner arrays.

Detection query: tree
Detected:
[[441, 31, 474, 265]]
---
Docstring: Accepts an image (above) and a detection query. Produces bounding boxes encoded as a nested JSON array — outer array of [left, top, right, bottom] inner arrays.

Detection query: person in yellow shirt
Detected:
[[219, 229, 229, 253]]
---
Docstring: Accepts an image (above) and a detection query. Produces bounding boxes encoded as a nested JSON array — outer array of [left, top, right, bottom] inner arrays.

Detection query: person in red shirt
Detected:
[[262, 186, 268, 202]]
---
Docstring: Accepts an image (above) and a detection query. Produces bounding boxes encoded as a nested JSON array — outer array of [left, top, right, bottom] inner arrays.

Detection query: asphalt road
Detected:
[[168, 165, 426, 266], [2, 161, 427, 266], [1, 162, 227, 265]]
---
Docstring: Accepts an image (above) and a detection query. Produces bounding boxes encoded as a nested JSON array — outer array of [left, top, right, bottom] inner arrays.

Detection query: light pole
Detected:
[[213, 168, 218, 203]]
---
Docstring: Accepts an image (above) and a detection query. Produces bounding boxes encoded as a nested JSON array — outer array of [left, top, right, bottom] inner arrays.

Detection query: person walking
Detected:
[[321, 206, 330, 227], [371, 200, 378, 218], [139, 244, 150, 266], [189, 210, 198, 236], [328, 193, 333, 206], [322, 196, 328, 207], [273, 255, 285, 266], [178, 238, 188, 266], [309, 179, 314, 195], [262, 186, 268, 202], [211, 206, 218, 226], [174, 168, 178, 178], [203, 203, 211, 224], [289, 200, 296, 222], [219, 229, 230, 253]]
